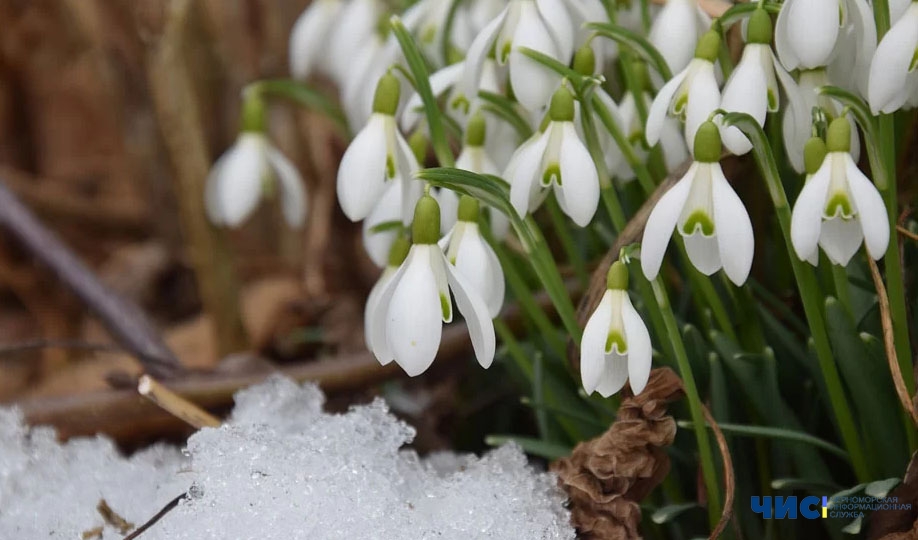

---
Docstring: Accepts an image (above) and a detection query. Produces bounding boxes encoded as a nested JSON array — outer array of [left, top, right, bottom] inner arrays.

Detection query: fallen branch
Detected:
[[868, 258, 918, 427], [0, 180, 181, 379], [122, 493, 186, 540]]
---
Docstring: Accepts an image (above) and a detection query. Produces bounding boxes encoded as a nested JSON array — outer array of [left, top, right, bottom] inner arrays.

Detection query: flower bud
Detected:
[[606, 260, 629, 290], [465, 113, 487, 147], [747, 8, 773, 45], [457, 195, 480, 222], [826, 117, 851, 153], [693, 121, 722, 163], [549, 86, 575, 122], [572, 45, 596, 77], [372, 72, 401, 116], [412, 194, 441, 244], [803, 136, 828, 175], [694, 30, 721, 62]]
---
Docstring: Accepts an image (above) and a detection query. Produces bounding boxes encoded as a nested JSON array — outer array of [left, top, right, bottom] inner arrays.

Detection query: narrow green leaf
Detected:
[[865, 478, 900, 498], [478, 90, 534, 140], [368, 219, 404, 234], [841, 515, 864, 534], [249, 79, 349, 136], [650, 503, 699, 524], [715, 2, 782, 30], [585, 22, 673, 80], [679, 420, 848, 460], [485, 435, 572, 460], [770, 478, 843, 493]]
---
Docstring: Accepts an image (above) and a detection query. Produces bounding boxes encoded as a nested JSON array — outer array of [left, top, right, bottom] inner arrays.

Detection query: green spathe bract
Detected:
[[606, 261, 629, 290], [372, 72, 401, 116], [693, 121, 722, 163]]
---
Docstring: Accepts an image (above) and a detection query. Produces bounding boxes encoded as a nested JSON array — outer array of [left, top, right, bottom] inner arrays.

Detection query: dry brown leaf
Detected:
[[551, 368, 684, 539]]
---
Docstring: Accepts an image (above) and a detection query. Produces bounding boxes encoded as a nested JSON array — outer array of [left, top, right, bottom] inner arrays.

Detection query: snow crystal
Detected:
[[0, 375, 574, 539]]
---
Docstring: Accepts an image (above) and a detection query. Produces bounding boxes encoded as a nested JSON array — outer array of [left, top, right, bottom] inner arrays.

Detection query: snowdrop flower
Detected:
[[507, 86, 599, 226], [342, 35, 403, 128], [289, 0, 344, 80], [791, 118, 889, 266], [581, 261, 652, 397], [206, 96, 306, 228], [775, 0, 876, 74], [867, 1, 918, 114], [369, 195, 496, 376], [365, 235, 410, 358], [649, 0, 711, 77], [337, 73, 421, 223], [363, 180, 406, 267], [455, 114, 511, 240], [782, 69, 859, 173], [461, 0, 572, 111], [439, 196, 505, 317], [641, 121, 754, 286], [401, 59, 502, 132], [720, 8, 792, 155], [646, 29, 721, 155], [325, 0, 383, 85]]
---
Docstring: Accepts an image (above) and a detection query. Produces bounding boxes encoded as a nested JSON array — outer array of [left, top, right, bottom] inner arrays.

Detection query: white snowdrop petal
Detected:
[[337, 114, 390, 221], [370, 259, 410, 364], [649, 0, 700, 75], [289, 0, 341, 79], [436, 188, 461, 235], [214, 136, 266, 227], [387, 248, 443, 376], [265, 145, 308, 228], [641, 165, 696, 280], [819, 217, 863, 266], [462, 7, 509, 105], [790, 161, 832, 263], [365, 267, 396, 360], [444, 254, 496, 369], [508, 132, 551, 219], [205, 154, 229, 225], [363, 181, 403, 267], [580, 290, 613, 395], [720, 52, 768, 155], [774, 0, 800, 70], [509, 2, 560, 111], [557, 123, 599, 227], [868, 5, 918, 114], [788, 0, 840, 69], [535, 0, 574, 61], [645, 67, 690, 146], [684, 65, 721, 155], [454, 224, 502, 317], [844, 155, 890, 260], [489, 208, 511, 240], [595, 352, 629, 398], [621, 294, 652, 395], [847, 0, 878, 98], [683, 232, 722, 275], [402, 62, 465, 131], [711, 165, 754, 285]]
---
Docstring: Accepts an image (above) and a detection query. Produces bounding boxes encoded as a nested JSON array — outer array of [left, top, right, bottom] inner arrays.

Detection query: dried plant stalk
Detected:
[[138, 374, 220, 428]]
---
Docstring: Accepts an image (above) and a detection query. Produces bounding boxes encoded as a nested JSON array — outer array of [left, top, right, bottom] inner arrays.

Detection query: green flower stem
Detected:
[[545, 196, 589, 287], [831, 265, 854, 318], [245, 79, 349, 136], [721, 112, 871, 482], [647, 270, 722, 529], [578, 92, 628, 232]]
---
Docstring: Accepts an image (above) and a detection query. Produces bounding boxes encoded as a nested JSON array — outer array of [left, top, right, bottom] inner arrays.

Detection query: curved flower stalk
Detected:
[[337, 73, 422, 223], [775, 0, 876, 83], [641, 121, 754, 286], [206, 95, 306, 229], [645, 29, 721, 155], [439, 196, 506, 317], [720, 8, 792, 155], [867, 1, 918, 114], [507, 86, 599, 227], [461, 0, 572, 111], [648, 0, 711, 77], [580, 261, 652, 397], [289, 0, 344, 81], [782, 69, 860, 173], [454, 114, 511, 239], [369, 194, 496, 376], [791, 118, 889, 266]]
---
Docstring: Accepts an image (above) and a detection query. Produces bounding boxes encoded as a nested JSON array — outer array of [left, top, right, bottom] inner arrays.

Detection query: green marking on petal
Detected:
[[767, 89, 778, 112], [500, 41, 512, 63], [825, 192, 854, 219], [605, 331, 627, 354], [386, 154, 396, 179], [440, 292, 452, 321], [450, 94, 470, 115], [910, 47, 918, 72], [682, 210, 715, 236], [673, 92, 688, 116], [421, 25, 437, 44], [542, 163, 561, 186]]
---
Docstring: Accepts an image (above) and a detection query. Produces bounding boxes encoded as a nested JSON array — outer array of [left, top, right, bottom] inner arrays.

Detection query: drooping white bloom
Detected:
[[791, 120, 889, 266], [289, 0, 344, 80], [649, 0, 711, 77], [454, 115, 511, 239], [369, 195, 496, 376], [206, 133, 307, 228], [337, 73, 422, 223], [645, 30, 722, 155], [614, 91, 688, 182], [507, 87, 599, 227], [341, 36, 403, 129], [325, 0, 383, 85], [364, 236, 409, 360], [641, 122, 754, 286], [401, 59, 503, 132], [781, 69, 860, 173], [439, 196, 505, 317], [580, 262, 652, 397], [461, 0, 572, 111], [867, 1, 918, 114], [775, 0, 876, 77], [720, 9, 792, 155], [363, 180, 405, 267]]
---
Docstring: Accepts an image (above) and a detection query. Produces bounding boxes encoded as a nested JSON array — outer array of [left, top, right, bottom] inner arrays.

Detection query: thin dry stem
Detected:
[[138, 375, 220, 428], [702, 404, 735, 540]]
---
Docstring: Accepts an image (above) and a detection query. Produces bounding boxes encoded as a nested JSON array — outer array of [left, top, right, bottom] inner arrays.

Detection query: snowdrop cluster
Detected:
[[203, 0, 913, 397]]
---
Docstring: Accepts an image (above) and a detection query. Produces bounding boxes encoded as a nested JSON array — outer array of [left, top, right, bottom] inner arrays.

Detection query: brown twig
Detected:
[[868, 258, 918, 427], [122, 493, 186, 540], [138, 375, 221, 428], [896, 225, 918, 243], [0, 180, 181, 379], [701, 404, 735, 540], [97, 499, 134, 535]]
